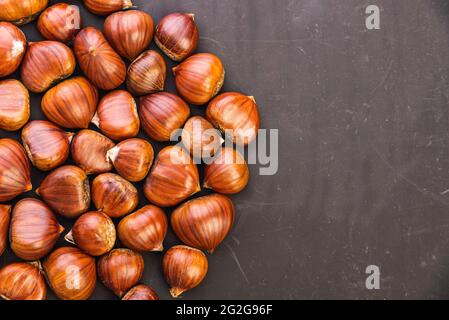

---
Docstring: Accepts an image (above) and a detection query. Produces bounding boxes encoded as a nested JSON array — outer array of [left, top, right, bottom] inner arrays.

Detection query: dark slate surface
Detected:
[[2, 0, 449, 299]]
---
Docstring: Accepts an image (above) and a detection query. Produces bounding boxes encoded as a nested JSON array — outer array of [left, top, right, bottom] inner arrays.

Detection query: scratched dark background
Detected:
[[2, 0, 449, 300]]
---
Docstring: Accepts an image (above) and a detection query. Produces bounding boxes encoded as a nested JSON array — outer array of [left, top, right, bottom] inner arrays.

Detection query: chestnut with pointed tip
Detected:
[[144, 146, 200, 207], [74, 27, 126, 90], [206, 92, 260, 146], [104, 10, 154, 61], [0, 22, 26, 77], [41, 77, 98, 129], [0, 138, 32, 202], [122, 284, 159, 300], [173, 53, 225, 105], [0, 205, 11, 257], [37, 3, 82, 44], [91, 90, 140, 141], [0, 79, 30, 131], [139, 92, 190, 142], [118, 205, 167, 252], [127, 50, 166, 96], [0, 262, 46, 300], [171, 194, 235, 253], [163, 245, 208, 298], [22, 120, 73, 171], [65, 211, 116, 256], [43, 247, 96, 300], [37, 165, 90, 218], [92, 173, 138, 218], [10, 198, 64, 261], [107, 138, 153, 182], [98, 248, 144, 297], [71, 129, 115, 175], [182, 116, 223, 159], [155, 13, 198, 61], [21, 41, 76, 93], [0, 0, 48, 25], [83, 0, 133, 16]]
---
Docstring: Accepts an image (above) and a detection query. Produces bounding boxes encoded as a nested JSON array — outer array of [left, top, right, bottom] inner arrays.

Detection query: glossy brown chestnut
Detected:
[[173, 53, 225, 105], [0, 205, 11, 257], [0, 79, 30, 131], [104, 10, 154, 61], [171, 194, 234, 253], [118, 205, 167, 252], [107, 138, 153, 182], [0, 0, 48, 25], [22, 120, 73, 171], [139, 92, 190, 142], [65, 211, 116, 256], [37, 3, 82, 44], [98, 248, 144, 297], [21, 41, 76, 93], [0, 262, 46, 300], [127, 50, 166, 96], [43, 247, 96, 300], [122, 284, 159, 300], [83, 0, 133, 16], [144, 146, 200, 207], [163, 245, 208, 298], [0, 138, 32, 202], [0, 22, 26, 77], [71, 129, 115, 175], [41, 77, 98, 129], [206, 92, 260, 146], [155, 13, 198, 61], [91, 90, 140, 141], [204, 147, 249, 194], [37, 165, 90, 218], [182, 116, 223, 158], [10, 198, 64, 261], [74, 27, 126, 90], [92, 173, 138, 218]]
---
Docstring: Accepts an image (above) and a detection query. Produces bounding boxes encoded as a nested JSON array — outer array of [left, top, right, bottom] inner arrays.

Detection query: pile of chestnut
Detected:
[[0, 0, 259, 300]]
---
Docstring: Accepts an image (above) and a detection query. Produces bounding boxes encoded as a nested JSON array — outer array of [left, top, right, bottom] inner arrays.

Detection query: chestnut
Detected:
[[127, 50, 166, 96], [182, 116, 223, 159], [37, 165, 90, 218], [98, 248, 144, 297], [155, 13, 199, 61], [22, 120, 73, 171], [107, 138, 154, 182], [206, 92, 260, 146], [104, 10, 154, 61], [163, 245, 208, 298], [173, 53, 225, 105], [171, 194, 235, 253], [92, 90, 140, 141], [0, 22, 26, 77], [74, 27, 126, 90], [0, 138, 32, 202], [65, 211, 116, 256], [139, 92, 190, 142], [92, 173, 138, 218], [71, 129, 115, 175], [41, 77, 98, 129], [10, 198, 64, 261], [118, 205, 167, 252], [0, 262, 46, 300], [83, 0, 133, 16], [0, 0, 48, 25], [43, 247, 96, 300], [37, 3, 82, 44], [144, 146, 200, 207], [0, 79, 30, 131], [0, 205, 11, 257], [20, 41, 76, 93], [122, 284, 159, 300]]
